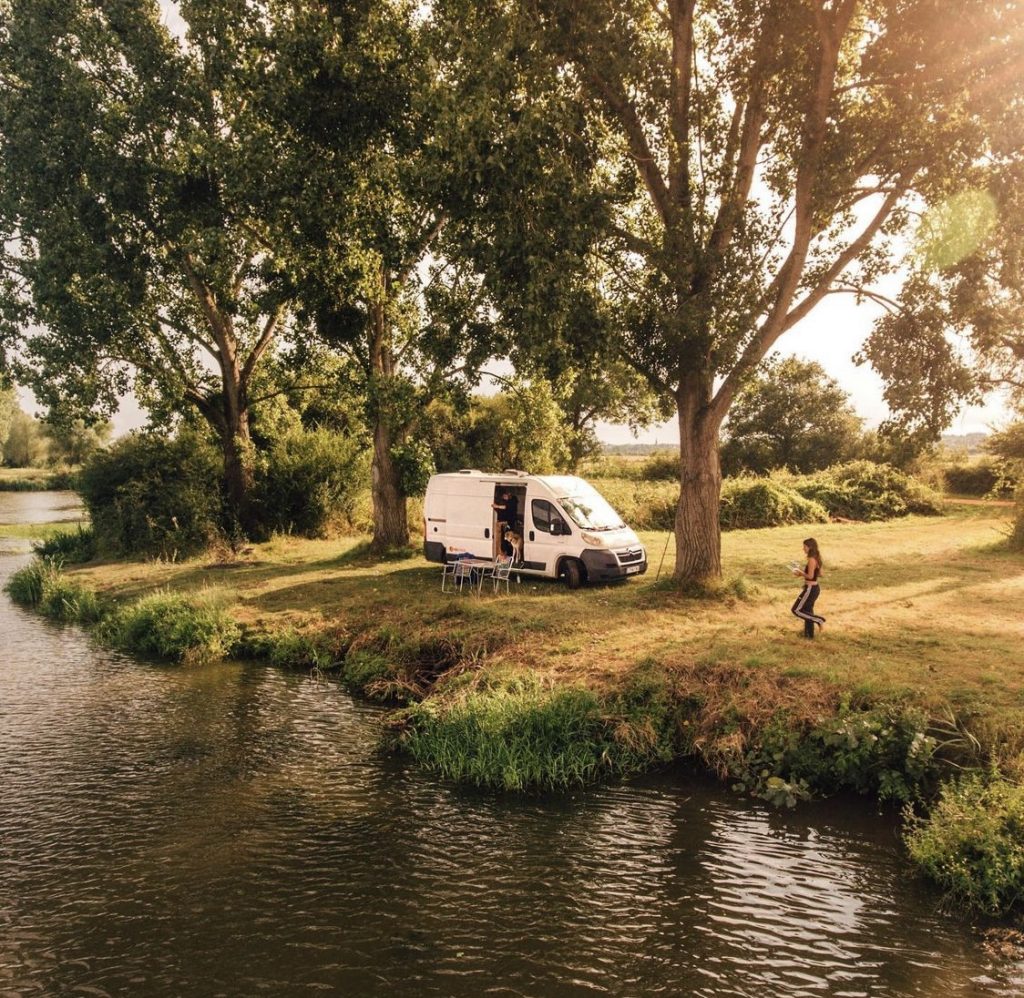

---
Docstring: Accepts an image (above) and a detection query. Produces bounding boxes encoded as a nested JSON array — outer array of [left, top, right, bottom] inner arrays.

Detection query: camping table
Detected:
[[460, 557, 495, 593]]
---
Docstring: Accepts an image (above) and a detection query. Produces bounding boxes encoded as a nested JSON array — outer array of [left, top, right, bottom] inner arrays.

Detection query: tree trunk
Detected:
[[371, 416, 409, 551], [673, 379, 723, 584], [220, 407, 258, 539], [368, 295, 409, 552]]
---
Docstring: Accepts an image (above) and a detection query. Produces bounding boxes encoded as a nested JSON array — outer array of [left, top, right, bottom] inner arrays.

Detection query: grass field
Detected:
[[62, 501, 1023, 715]]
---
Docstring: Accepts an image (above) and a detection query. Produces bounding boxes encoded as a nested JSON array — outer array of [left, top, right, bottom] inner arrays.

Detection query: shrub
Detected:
[[33, 525, 96, 564], [639, 452, 680, 481], [734, 706, 937, 806], [79, 432, 225, 558], [942, 459, 1015, 497], [255, 428, 368, 537], [905, 775, 1024, 916], [98, 591, 240, 664], [719, 477, 829, 531], [588, 478, 678, 530], [792, 461, 942, 521]]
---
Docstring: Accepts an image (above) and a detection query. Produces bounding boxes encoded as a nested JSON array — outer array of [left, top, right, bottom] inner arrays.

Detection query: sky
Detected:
[[15, 0, 1011, 443]]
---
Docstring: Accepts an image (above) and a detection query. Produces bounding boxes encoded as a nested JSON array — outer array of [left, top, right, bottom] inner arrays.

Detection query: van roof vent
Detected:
[[502, 469, 528, 476], [457, 468, 482, 474]]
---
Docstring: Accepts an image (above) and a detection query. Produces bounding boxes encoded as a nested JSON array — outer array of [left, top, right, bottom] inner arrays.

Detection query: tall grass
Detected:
[[98, 591, 240, 664], [5, 558, 102, 623], [33, 525, 96, 563], [393, 670, 675, 791], [5, 558, 61, 606]]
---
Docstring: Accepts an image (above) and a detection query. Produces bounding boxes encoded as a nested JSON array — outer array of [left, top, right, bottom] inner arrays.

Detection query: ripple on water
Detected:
[[1, 512, 1021, 997]]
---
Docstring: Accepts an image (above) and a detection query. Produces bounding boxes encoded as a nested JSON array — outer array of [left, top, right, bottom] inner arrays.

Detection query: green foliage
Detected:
[[588, 477, 677, 530], [724, 705, 938, 808], [393, 669, 674, 791], [37, 575, 103, 624], [255, 428, 368, 538], [2, 409, 46, 467], [266, 630, 337, 671], [0, 384, 15, 451], [985, 421, 1024, 550], [582, 452, 679, 481], [462, 382, 573, 474], [79, 433, 225, 558], [391, 439, 436, 498], [4, 558, 101, 623], [553, 361, 672, 468], [4, 557, 58, 606], [792, 462, 942, 521], [0, 471, 69, 491], [98, 592, 240, 665], [721, 357, 865, 476], [33, 525, 96, 564], [905, 774, 1024, 916], [942, 459, 1011, 497], [719, 478, 829, 531], [342, 650, 399, 698], [42, 418, 112, 468], [639, 452, 680, 481]]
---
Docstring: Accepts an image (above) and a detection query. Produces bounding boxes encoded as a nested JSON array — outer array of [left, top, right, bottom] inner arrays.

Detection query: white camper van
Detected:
[[423, 470, 648, 588]]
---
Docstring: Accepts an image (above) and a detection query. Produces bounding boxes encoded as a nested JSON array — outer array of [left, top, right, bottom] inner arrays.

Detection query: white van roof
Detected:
[[428, 471, 596, 495]]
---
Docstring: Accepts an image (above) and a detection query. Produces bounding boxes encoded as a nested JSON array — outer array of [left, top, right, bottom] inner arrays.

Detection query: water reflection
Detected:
[[2, 501, 1022, 997]]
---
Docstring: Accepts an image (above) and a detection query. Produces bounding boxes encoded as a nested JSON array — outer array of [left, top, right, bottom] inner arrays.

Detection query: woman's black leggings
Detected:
[[791, 585, 824, 638]]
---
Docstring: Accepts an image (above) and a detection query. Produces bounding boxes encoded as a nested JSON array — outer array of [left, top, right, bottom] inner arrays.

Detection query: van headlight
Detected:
[[580, 531, 605, 546]]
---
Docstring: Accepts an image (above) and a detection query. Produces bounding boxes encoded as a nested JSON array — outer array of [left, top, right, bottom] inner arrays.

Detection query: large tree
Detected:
[[0, 0, 299, 531], [454, 0, 1024, 582], [258, 4, 501, 551]]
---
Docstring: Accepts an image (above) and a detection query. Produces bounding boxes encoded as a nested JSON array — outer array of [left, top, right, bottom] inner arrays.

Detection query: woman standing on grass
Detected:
[[791, 538, 825, 639]]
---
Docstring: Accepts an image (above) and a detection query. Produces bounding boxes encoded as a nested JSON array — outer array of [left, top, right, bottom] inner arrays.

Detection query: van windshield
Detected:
[[558, 493, 625, 531]]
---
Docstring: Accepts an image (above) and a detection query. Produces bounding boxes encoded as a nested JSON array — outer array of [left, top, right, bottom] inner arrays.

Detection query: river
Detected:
[[1, 492, 1020, 997]]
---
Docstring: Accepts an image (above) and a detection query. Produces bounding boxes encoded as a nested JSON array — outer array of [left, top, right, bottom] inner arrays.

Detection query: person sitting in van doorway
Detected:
[[492, 489, 518, 557]]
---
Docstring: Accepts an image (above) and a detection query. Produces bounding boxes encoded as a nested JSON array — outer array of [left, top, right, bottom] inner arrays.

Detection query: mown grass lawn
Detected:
[[66, 501, 1024, 717]]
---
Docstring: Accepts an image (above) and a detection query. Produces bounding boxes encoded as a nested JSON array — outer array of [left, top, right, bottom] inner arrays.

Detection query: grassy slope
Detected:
[[66, 502, 1024, 718]]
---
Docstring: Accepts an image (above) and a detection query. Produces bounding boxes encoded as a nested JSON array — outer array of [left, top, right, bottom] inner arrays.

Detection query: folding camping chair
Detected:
[[489, 556, 515, 595], [441, 554, 474, 593]]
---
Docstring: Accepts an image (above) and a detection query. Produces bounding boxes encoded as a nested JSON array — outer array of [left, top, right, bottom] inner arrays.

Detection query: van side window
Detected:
[[532, 499, 568, 535]]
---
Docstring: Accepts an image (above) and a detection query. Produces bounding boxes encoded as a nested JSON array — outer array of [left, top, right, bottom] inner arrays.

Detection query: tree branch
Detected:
[[240, 304, 284, 387], [668, 0, 697, 222], [578, 64, 673, 227], [395, 212, 448, 287], [780, 186, 906, 333]]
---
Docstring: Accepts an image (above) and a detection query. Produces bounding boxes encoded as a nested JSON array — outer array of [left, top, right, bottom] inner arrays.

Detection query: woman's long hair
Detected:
[[803, 537, 823, 570]]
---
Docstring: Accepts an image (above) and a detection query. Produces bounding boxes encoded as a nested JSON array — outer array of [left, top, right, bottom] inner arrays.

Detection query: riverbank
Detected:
[[0, 468, 78, 491], [11, 500, 1024, 914]]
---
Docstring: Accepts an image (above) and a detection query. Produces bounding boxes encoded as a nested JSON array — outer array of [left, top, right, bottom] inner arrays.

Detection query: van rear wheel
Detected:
[[562, 559, 584, 590]]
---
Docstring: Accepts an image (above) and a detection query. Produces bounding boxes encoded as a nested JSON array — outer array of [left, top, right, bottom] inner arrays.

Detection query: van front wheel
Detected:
[[562, 559, 584, 590]]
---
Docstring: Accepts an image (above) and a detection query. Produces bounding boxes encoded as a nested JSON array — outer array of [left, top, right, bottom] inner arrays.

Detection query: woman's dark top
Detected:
[[805, 559, 821, 583]]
